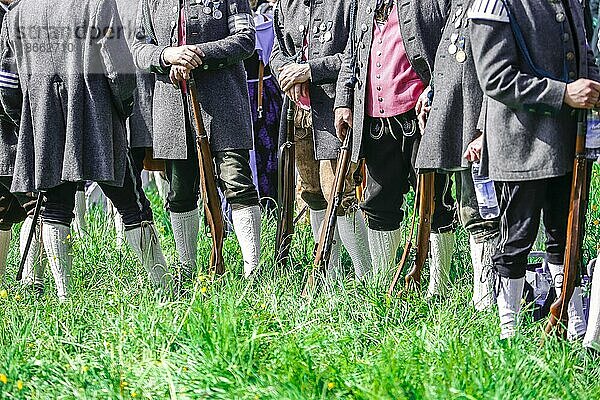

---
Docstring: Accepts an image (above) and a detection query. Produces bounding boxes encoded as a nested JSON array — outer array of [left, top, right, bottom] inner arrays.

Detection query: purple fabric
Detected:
[[247, 76, 282, 204], [255, 14, 275, 65]]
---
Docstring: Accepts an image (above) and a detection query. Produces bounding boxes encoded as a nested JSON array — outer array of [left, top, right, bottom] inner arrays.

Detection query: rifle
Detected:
[[275, 106, 296, 267], [387, 172, 435, 296], [273, 5, 298, 268], [545, 110, 589, 337], [302, 130, 353, 296], [16, 192, 43, 281], [187, 76, 225, 275]]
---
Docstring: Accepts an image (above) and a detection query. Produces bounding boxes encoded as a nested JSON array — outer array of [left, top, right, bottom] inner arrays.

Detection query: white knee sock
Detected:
[[72, 190, 87, 237], [231, 205, 261, 278], [497, 276, 525, 339], [20, 216, 44, 291], [124, 223, 173, 292], [337, 211, 372, 281], [0, 229, 11, 283], [42, 222, 72, 301], [427, 232, 455, 298], [471, 235, 498, 311], [548, 263, 588, 340], [367, 227, 402, 279], [170, 209, 199, 281]]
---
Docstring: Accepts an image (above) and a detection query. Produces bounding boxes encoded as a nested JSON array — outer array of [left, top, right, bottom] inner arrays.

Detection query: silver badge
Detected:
[[456, 50, 467, 63], [448, 44, 457, 55], [203, 6, 212, 14], [213, 9, 223, 19], [323, 31, 332, 42]]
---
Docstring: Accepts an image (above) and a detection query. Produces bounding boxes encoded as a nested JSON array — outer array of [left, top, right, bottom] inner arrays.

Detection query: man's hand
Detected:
[[334, 107, 353, 141], [416, 87, 432, 133], [564, 78, 600, 109], [162, 45, 205, 69], [278, 63, 311, 92], [169, 65, 191, 85], [285, 82, 309, 103], [464, 133, 483, 163]]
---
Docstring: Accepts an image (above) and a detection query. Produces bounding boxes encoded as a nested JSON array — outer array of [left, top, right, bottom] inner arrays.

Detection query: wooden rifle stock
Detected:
[[187, 77, 225, 276], [545, 111, 589, 337], [387, 172, 435, 296], [275, 106, 296, 268], [303, 130, 353, 296]]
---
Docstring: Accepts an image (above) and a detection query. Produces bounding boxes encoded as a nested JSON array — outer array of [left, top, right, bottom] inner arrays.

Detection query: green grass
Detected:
[[0, 165, 599, 399]]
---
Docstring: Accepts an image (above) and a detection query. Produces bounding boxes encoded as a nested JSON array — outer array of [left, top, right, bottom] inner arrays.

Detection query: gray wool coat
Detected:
[[270, 0, 352, 160], [0, 0, 136, 193], [415, 0, 481, 171], [131, 0, 256, 159], [335, 0, 450, 162], [0, 5, 18, 177], [469, 0, 600, 181], [116, 0, 154, 149]]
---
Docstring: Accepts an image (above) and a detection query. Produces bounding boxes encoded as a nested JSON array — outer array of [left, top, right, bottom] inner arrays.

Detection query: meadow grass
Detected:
[[0, 165, 599, 399]]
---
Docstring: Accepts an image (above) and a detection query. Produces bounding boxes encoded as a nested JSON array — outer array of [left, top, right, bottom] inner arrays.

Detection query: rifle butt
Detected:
[[545, 152, 588, 337], [404, 172, 435, 291]]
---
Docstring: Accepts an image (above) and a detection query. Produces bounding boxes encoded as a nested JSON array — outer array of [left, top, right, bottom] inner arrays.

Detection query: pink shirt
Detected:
[[366, 4, 425, 118]]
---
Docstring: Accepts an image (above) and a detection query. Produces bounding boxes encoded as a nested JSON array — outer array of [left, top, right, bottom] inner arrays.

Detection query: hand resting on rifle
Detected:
[[278, 63, 311, 92], [334, 107, 353, 141], [564, 78, 600, 109], [169, 65, 191, 85], [464, 133, 483, 163], [285, 83, 309, 103], [162, 45, 205, 70]]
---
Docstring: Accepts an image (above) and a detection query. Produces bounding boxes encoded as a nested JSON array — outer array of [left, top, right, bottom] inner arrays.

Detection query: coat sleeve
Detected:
[[130, 0, 169, 74], [269, 1, 290, 82], [469, 19, 566, 115], [0, 17, 22, 127], [587, 43, 600, 82], [95, 0, 137, 118], [196, 0, 256, 67], [307, 54, 343, 85], [333, 26, 354, 109]]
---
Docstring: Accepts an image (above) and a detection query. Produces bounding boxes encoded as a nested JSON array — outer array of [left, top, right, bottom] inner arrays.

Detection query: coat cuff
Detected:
[[334, 86, 353, 109], [307, 59, 326, 85], [148, 45, 169, 75], [522, 79, 567, 115]]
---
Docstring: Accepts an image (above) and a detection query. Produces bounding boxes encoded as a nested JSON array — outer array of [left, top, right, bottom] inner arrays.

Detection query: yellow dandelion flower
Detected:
[[66, 234, 71, 240], [594, 219, 599, 226], [120, 381, 128, 389], [16, 380, 23, 390], [0, 374, 7, 384], [0, 290, 8, 299], [592, 204, 598, 212], [182, 366, 188, 372], [14, 294, 22, 301], [82, 365, 89, 373], [131, 391, 138, 398], [200, 287, 207, 294], [27, 343, 34, 348], [327, 382, 335, 390]]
